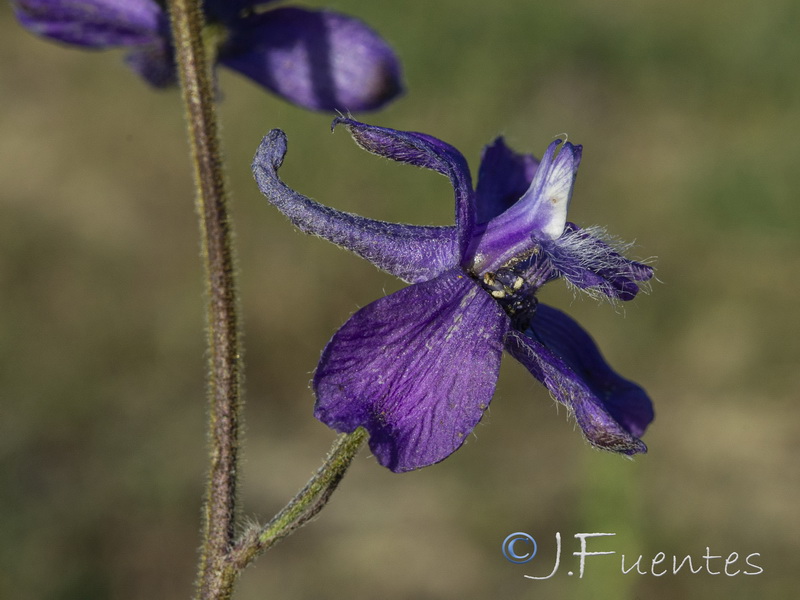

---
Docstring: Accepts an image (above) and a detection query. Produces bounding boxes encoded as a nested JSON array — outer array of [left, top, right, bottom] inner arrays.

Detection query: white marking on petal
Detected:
[[538, 155, 574, 238]]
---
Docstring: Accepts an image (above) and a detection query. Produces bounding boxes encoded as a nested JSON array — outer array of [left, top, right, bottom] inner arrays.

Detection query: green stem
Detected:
[[165, 1, 241, 599], [229, 429, 368, 573], [193, 430, 367, 595]]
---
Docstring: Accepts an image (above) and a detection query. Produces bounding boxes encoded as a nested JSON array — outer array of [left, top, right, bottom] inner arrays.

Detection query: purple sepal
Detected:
[[252, 130, 459, 283], [219, 7, 404, 112], [474, 137, 539, 224], [314, 269, 509, 472], [332, 118, 476, 258], [506, 304, 652, 454], [13, 0, 163, 48]]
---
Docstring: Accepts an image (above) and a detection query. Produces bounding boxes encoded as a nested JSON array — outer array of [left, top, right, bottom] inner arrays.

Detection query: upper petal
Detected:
[[314, 269, 509, 472], [519, 140, 582, 239], [474, 137, 539, 224], [13, 0, 164, 47], [506, 304, 652, 454], [469, 140, 582, 274], [219, 7, 403, 112], [333, 118, 476, 259], [253, 130, 459, 283]]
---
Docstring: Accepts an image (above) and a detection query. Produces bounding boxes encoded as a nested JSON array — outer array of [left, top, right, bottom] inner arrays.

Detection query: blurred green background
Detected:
[[2, 0, 799, 598]]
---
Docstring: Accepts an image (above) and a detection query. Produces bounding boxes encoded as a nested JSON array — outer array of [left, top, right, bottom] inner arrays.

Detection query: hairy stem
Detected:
[[229, 429, 368, 573], [166, 1, 241, 599], [196, 430, 367, 594]]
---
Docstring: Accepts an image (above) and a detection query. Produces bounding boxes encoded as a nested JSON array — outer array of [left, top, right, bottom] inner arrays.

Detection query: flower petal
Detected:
[[469, 140, 581, 274], [544, 223, 654, 301], [506, 304, 652, 454], [475, 137, 539, 224], [219, 7, 403, 112], [13, 0, 164, 47], [520, 140, 583, 239], [314, 269, 509, 472], [333, 118, 476, 259], [253, 130, 459, 283]]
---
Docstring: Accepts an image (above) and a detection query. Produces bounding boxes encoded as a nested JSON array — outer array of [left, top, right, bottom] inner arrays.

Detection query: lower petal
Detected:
[[314, 269, 509, 472], [506, 304, 652, 454]]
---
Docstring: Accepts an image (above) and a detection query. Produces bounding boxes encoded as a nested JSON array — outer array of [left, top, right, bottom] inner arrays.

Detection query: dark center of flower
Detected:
[[476, 246, 558, 331]]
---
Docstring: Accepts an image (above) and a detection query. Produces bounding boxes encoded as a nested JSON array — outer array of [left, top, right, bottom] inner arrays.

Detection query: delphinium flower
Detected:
[[12, 0, 403, 111], [253, 118, 655, 473]]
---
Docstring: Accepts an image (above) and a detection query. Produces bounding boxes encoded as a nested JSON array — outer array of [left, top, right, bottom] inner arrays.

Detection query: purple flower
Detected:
[[12, 0, 403, 111], [253, 118, 655, 473]]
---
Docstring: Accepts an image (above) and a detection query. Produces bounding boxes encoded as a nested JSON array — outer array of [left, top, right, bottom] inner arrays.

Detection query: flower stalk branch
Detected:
[[229, 429, 367, 572], [185, 429, 366, 596], [166, 0, 241, 598]]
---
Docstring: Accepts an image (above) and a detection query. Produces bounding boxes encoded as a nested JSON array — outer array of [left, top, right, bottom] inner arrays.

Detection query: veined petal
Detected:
[[333, 118, 476, 259], [469, 140, 581, 274], [314, 269, 509, 472], [475, 137, 539, 224], [13, 0, 164, 48], [253, 130, 459, 283], [506, 304, 652, 454], [219, 7, 403, 112]]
